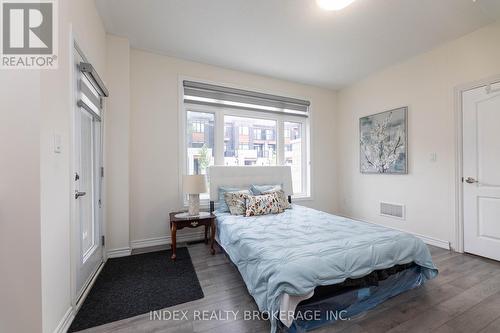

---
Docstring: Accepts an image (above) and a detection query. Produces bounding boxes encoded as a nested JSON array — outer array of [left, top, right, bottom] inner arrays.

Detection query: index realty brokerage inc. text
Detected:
[[149, 309, 350, 322]]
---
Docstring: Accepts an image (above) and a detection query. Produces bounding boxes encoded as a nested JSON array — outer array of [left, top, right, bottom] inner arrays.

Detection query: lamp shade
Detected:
[[182, 174, 207, 194]]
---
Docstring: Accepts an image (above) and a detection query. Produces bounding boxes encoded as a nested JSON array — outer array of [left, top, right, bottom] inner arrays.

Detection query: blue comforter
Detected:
[[215, 205, 438, 332]]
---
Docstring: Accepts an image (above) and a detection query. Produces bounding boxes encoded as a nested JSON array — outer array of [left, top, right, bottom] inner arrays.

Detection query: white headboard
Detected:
[[207, 166, 293, 201]]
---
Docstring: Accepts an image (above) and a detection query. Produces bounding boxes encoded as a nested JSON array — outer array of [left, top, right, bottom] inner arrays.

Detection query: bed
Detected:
[[208, 166, 438, 333]]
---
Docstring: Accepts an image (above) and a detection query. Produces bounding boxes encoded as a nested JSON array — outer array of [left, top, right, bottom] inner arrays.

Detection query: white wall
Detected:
[[0, 72, 43, 333], [129, 49, 338, 245], [105, 35, 131, 255], [39, 0, 107, 332], [336, 21, 500, 249], [0, 1, 107, 332]]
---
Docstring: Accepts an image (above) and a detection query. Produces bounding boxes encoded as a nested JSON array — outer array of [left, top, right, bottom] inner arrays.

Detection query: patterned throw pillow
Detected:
[[224, 190, 251, 215], [262, 189, 291, 210], [217, 186, 248, 213], [245, 192, 283, 217]]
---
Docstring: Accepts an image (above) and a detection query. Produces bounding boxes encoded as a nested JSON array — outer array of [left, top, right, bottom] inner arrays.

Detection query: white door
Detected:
[[74, 47, 104, 299], [463, 81, 500, 261]]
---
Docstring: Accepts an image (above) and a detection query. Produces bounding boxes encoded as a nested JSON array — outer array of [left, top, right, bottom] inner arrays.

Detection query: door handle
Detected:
[[75, 190, 86, 199], [464, 177, 478, 184]]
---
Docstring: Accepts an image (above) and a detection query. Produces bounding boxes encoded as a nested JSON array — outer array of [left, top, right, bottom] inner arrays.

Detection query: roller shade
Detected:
[[77, 62, 109, 121], [183, 80, 310, 117]]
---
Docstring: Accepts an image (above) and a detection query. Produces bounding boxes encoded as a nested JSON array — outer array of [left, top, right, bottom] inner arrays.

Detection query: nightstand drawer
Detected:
[[174, 218, 212, 229]]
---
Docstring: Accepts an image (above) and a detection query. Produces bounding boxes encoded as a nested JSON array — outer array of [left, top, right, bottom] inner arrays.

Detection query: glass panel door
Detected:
[[74, 46, 103, 301]]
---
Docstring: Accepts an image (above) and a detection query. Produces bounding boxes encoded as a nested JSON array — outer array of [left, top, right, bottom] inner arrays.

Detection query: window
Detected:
[[184, 106, 308, 197], [183, 81, 310, 199], [224, 125, 232, 139], [224, 142, 233, 157], [255, 143, 264, 157], [192, 121, 204, 133], [253, 128, 262, 140], [239, 126, 249, 136], [265, 129, 274, 140]]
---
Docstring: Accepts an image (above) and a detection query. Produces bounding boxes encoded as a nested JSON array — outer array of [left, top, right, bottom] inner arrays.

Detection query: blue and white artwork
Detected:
[[360, 107, 407, 174]]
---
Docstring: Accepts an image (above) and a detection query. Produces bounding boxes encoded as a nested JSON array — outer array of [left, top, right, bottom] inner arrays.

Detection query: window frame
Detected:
[[179, 91, 311, 206], [283, 120, 308, 195]]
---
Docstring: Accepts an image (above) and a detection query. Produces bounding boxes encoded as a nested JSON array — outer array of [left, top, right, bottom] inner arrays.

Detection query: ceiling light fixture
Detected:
[[316, 0, 357, 11]]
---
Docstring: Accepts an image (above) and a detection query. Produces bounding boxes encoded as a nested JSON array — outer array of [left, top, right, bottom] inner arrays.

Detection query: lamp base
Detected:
[[188, 193, 200, 216]]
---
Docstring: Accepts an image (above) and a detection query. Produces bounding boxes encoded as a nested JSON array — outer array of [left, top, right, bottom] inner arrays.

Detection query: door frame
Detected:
[[454, 74, 500, 254], [69, 31, 107, 311]]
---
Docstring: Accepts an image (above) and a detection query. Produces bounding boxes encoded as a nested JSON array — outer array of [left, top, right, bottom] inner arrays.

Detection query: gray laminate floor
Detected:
[[76, 243, 500, 333]]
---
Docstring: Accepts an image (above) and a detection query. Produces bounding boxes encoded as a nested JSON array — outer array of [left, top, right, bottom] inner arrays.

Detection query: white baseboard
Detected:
[[130, 231, 206, 249], [409, 232, 450, 250], [53, 306, 74, 333], [339, 214, 451, 250], [107, 247, 132, 258], [52, 262, 105, 333]]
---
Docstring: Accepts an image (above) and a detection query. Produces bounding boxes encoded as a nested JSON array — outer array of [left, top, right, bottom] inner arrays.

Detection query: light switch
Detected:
[[429, 152, 437, 162], [54, 134, 62, 153]]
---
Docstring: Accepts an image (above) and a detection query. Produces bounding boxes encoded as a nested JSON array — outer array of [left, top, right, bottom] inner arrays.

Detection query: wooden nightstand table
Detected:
[[169, 212, 216, 260]]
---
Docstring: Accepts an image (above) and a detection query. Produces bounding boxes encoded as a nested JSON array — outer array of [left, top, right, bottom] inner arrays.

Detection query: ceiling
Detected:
[[96, 0, 500, 89]]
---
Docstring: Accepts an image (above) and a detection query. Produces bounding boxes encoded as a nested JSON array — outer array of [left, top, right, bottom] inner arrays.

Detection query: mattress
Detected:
[[214, 205, 438, 332]]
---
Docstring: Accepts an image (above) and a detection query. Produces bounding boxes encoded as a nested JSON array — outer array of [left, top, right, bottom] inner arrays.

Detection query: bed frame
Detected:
[[207, 166, 426, 332]]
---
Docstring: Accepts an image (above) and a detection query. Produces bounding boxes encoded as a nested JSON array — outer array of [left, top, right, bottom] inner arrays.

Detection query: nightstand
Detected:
[[169, 212, 216, 260]]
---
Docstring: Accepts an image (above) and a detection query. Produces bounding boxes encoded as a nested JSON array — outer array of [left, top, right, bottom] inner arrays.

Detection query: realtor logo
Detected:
[[1, 0, 57, 68]]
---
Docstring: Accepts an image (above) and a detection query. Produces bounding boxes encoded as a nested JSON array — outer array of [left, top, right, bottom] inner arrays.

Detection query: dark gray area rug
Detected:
[[69, 247, 203, 332]]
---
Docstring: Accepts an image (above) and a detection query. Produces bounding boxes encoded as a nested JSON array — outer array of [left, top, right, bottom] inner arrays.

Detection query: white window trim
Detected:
[[178, 78, 312, 207]]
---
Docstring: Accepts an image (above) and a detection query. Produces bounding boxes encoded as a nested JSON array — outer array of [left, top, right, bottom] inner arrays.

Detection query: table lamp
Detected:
[[183, 174, 207, 216]]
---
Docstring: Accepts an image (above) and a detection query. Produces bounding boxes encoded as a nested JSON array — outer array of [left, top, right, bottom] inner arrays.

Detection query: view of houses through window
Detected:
[[186, 111, 214, 175], [224, 116, 277, 166], [185, 107, 308, 197]]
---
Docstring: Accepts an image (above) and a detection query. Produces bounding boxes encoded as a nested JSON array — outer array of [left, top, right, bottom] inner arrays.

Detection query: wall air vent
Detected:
[[380, 202, 405, 220]]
